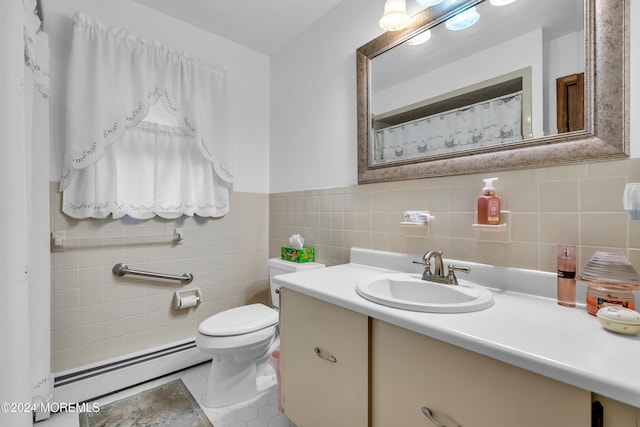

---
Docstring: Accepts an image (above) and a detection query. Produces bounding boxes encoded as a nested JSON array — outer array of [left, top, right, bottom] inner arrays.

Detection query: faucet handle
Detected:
[[447, 264, 470, 285], [413, 258, 432, 278]]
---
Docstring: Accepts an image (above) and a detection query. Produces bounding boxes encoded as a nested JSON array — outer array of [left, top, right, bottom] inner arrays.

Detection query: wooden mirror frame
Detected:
[[356, 0, 629, 184]]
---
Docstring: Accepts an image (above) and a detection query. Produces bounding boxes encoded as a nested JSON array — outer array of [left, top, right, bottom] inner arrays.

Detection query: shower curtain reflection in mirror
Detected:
[[372, 91, 522, 164]]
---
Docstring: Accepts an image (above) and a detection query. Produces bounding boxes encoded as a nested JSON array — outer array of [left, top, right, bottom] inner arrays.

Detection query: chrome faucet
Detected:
[[422, 250, 444, 281], [414, 250, 470, 285]]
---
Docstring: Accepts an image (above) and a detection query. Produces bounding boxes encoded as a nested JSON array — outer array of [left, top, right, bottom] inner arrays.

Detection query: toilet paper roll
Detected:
[[179, 295, 199, 309]]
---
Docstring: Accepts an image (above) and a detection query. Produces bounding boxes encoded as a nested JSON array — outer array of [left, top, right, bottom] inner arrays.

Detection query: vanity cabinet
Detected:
[[370, 320, 591, 427], [592, 394, 640, 427], [279, 288, 369, 427], [278, 289, 635, 427]]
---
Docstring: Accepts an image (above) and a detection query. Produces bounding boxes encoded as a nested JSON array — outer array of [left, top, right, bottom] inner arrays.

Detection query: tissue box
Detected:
[[281, 247, 315, 263]]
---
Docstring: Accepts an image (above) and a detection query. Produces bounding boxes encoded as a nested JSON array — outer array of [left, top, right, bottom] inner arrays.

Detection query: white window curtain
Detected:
[[60, 13, 232, 219], [65, 123, 230, 218], [0, 0, 52, 424], [373, 92, 523, 163]]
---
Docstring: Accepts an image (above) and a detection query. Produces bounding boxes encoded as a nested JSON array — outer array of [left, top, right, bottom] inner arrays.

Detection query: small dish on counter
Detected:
[[596, 306, 640, 335]]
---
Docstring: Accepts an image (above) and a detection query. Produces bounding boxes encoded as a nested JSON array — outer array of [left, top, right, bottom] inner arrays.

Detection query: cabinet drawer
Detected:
[[592, 394, 640, 427], [371, 320, 590, 427], [279, 289, 368, 427]]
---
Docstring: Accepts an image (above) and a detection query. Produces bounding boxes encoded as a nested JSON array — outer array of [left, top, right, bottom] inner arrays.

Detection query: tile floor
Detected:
[[37, 362, 296, 427]]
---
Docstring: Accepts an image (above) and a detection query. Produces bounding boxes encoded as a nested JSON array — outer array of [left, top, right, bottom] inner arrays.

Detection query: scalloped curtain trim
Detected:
[[60, 13, 233, 219], [372, 92, 523, 162], [62, 122, 230, 219]]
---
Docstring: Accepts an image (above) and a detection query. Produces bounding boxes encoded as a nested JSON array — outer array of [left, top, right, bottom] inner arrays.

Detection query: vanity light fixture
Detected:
[[445, 6, 480, 31], [416, 0, 445, 7], [379, 0, 411, 31], [489, 0, 518, 5], [405, 29, 432, 45]]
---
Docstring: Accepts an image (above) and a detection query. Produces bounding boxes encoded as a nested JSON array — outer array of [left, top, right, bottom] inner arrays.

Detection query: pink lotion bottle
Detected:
[[557, 244, 577, 307], [477, 177, 500, 225]]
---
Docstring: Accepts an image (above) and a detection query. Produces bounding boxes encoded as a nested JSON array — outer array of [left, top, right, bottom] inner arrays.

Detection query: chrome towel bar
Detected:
[[51, 228, 184, 252], [112, 263, 193, 284]]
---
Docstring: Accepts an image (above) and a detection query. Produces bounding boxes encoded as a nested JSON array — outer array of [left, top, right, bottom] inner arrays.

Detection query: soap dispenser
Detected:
[[477, 177, 500, 225]]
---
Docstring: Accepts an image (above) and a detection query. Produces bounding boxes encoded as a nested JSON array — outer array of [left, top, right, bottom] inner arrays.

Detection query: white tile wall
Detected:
[[50, 187, 270, 372]]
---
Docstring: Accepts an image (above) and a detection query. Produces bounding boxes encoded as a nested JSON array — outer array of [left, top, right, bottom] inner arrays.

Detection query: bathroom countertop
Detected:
[[274, 251, 640, 408]]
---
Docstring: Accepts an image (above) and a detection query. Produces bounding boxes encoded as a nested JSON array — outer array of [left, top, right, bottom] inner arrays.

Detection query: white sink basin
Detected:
[[356, 273, 494, 313]]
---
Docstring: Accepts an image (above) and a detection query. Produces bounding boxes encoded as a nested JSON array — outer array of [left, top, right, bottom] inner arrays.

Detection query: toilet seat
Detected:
[[196, 324, 277, 351], [198, 303, 278, 337]]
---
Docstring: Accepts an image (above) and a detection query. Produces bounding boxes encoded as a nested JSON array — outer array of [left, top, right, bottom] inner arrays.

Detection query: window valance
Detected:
[[63, 123, 229, 219], [60, 13, 232, 218]]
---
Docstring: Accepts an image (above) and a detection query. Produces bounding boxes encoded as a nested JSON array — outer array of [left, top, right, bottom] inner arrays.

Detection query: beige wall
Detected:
[[50, 186, 269, 372], [270, 158, 640, 275], [51, 157, 640, 373]]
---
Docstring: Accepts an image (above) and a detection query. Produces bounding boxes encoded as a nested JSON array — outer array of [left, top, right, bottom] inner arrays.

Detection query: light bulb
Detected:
[[405, 30, 432, 45], [445, 6, 480, 31], [416, 0, 445, 7], [379, 0, 410, 31]]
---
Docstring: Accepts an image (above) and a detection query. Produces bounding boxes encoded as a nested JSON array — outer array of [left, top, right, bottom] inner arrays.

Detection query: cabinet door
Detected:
[[371, 320, 590, 427], [279, 289, 369, 427], [592, 394, 640, 427]]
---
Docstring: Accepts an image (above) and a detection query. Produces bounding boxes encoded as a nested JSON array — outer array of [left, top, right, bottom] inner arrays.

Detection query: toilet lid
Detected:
[[198, 303, 278, 337]]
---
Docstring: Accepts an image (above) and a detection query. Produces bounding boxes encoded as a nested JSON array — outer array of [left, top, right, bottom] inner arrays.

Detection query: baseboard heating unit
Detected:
[[53, 338, 210, 405]]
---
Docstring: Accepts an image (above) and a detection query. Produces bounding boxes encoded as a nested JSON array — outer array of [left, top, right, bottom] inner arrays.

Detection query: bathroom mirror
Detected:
[[357, 0, 628, 184]]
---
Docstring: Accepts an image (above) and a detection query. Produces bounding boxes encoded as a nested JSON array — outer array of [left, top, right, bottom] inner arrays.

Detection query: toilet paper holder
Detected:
[[174, 288, 202, 310]]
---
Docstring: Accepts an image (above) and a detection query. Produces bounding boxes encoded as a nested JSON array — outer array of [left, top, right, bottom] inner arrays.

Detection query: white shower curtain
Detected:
[[373, 92, 523, 163], [0, 0, 52, 425]]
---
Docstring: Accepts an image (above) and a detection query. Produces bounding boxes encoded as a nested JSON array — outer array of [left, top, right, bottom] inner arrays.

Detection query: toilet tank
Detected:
[[267, 258, 325, 308]]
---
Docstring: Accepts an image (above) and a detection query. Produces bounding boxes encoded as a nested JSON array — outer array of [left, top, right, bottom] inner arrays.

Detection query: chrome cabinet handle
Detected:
[[421, 407, 462, 427], [313, 347, 337, 363]]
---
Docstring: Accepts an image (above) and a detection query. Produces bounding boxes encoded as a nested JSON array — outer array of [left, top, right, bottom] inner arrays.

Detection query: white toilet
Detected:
[[196, 257, 325, 407]]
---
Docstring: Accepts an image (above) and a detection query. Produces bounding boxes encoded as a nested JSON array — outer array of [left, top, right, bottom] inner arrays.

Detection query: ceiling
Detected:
[[130, 0, 347, 56], [130, 0, 582, 60]]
